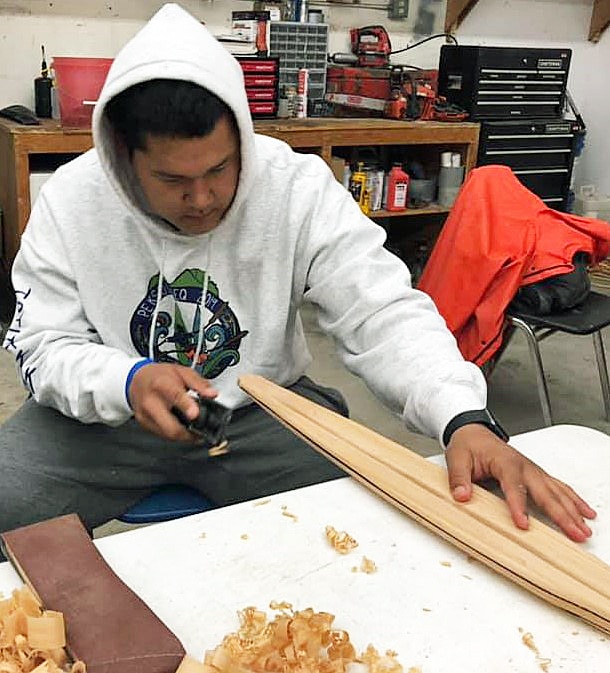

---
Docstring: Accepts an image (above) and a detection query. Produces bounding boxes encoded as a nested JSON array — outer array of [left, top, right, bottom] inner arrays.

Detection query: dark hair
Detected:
[[105, 79, 236, 153]]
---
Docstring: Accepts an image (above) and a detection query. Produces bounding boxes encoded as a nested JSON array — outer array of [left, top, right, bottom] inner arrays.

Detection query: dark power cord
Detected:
[[390, 32, 458, 55]]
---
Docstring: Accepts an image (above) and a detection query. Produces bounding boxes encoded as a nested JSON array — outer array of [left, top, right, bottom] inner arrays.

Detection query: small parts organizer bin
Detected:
[[269, 21, 328, 104]]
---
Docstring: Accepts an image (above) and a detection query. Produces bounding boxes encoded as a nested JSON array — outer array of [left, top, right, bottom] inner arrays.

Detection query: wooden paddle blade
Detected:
[[238, 374, 610, 635]]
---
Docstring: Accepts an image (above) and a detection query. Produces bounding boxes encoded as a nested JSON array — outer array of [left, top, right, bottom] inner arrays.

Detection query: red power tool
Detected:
[[349, 25, 392, 68], [384, 67, 468, 122]]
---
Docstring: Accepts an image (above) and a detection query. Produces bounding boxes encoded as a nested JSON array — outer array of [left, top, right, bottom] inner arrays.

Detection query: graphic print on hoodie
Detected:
[[131, 270, 248, 378]]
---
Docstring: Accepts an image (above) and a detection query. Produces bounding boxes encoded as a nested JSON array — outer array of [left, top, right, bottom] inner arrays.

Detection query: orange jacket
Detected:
[[418, 165, 610, 366]]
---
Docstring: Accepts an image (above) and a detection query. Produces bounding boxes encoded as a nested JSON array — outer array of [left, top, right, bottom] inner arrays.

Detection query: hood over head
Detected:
[[92, 2, 256, 229]]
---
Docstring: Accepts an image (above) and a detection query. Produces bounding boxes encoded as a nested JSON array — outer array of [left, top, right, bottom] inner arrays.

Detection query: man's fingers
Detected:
[[497, 474, 529, 530], [178, 367, 218, 400], [445, 445, 474, 502], [527, 477, 593, 542], [135, 395, 194, 441]]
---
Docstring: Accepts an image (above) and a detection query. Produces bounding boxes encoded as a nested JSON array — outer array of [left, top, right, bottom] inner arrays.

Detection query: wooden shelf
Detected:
[[0, 117, 479, 266], [372, 204, 451, 218]]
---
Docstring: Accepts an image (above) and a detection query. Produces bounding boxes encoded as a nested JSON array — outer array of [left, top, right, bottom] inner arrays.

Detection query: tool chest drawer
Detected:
[[477, 119, 579, 210], [237, 56, 279, 118], [438, 45, 571, 120], [512, 169, 571, 207]]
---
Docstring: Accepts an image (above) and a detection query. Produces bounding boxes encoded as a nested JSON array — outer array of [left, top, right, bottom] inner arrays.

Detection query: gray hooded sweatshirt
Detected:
[[3, 3, 486, 442]]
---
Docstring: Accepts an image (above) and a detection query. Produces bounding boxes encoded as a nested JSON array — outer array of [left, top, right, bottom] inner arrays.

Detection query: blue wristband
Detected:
[[125, 358, 154, 408]]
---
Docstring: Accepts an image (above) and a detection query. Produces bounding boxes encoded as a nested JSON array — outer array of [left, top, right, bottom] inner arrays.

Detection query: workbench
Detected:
[[0, 424, 608, 672], [0, 117, 479, 266]]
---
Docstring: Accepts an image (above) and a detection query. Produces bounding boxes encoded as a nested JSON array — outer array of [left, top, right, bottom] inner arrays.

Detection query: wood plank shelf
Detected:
[[372, 204, 451, 218], [0, 117, 479, 266]]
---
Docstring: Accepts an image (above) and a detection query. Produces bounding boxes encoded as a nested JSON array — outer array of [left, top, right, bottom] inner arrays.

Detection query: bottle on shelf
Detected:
[[34, 45, 52, 118], [349, 162, 370, 214], [386, 163, 410, 211]]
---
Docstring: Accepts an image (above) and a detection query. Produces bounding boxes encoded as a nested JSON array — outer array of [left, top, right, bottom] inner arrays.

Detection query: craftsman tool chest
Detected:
[[236, 56, 279, 118], [477, 118, 580, 211], [438, 45, 571, 120]]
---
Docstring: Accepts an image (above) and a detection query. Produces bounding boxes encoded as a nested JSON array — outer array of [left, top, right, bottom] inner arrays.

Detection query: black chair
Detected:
[[506, 290, 610, 426]]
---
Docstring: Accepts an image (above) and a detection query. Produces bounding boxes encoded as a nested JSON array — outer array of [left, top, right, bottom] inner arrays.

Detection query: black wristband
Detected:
[[443, 409, 509, 447]]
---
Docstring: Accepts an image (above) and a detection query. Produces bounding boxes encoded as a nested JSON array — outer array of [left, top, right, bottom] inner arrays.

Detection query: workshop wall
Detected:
[[0, 0, 608, 194]]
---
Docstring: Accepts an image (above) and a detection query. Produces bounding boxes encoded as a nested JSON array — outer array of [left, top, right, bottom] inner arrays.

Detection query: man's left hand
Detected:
[[445, 424, 596, 542]]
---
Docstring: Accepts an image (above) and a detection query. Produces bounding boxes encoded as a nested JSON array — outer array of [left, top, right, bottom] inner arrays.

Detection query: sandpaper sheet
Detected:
[[1, 513, 185, 673]]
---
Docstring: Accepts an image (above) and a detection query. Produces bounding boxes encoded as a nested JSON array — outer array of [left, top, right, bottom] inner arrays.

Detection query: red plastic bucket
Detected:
[[52, 57, 113, 127]]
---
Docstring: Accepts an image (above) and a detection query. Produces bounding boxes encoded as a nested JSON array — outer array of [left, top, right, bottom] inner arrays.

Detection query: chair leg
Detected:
[[510, 317, 553, 426], [592, 330, 610, 422]]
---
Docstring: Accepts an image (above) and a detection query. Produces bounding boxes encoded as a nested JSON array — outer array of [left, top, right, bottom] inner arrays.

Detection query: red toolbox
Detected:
[[237, 56, 279, 119], [326, 66, 439, 102], [326, 66, 392, 100]]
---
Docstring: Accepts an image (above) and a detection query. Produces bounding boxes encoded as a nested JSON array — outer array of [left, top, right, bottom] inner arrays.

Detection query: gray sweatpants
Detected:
[[0, 376, 347, 542]]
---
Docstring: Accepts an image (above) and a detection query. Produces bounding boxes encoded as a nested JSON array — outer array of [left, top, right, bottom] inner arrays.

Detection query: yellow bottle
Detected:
[[349, 162, 369, 214]]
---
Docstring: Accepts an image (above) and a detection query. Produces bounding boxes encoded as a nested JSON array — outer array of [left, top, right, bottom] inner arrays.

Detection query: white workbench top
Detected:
[[1, 424, 609, 672]]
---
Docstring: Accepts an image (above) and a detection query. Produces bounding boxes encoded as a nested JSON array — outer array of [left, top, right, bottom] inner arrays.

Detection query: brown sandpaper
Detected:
[[1, 513, 186, 673]]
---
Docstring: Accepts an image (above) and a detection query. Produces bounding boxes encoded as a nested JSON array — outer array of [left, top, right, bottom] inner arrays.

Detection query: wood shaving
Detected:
[[208, 440, 230, 457], [520, 630, 551, 672], [281, 506, 298, 521], [360, 557, 377, 574], [253, 499, 271, 507], [193, 603, 402, 673], [440, 561, 451, 567], [325, 526, 358, 554], [241, 534, 249, 540], [0, 585, 86, 672]]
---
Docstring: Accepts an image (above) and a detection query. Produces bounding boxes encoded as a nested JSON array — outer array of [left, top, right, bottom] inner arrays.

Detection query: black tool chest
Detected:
[[438, 45, 577, 211], [438, 45, 571, 120], [477, 119, 580, 211]]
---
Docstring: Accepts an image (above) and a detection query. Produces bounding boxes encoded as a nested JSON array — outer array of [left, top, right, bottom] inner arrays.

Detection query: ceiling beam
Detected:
[[445, 0, 480, 33], [590, 0, 610, 42]]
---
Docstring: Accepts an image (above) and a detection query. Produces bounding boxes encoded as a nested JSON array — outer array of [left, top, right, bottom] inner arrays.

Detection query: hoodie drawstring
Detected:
[[191, 268, 209, 370], [148, 240, 166, 361]]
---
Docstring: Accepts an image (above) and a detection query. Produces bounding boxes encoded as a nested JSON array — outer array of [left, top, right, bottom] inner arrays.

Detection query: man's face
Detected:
[[132, 115, 241, 235]]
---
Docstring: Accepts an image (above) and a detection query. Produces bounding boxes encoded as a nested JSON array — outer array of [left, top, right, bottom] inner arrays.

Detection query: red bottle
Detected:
[[386, 163, 410, 211]]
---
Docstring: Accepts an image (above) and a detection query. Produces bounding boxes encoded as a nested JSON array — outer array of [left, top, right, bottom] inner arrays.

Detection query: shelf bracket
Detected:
[[444, 0, 480, 33], [590, 0, 610, 42]]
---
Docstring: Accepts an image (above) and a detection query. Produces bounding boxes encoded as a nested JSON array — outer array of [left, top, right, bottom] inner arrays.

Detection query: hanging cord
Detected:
[[191, 269, 210, 370], [148, 240, 167, 361], [390, 32, 458, 56]]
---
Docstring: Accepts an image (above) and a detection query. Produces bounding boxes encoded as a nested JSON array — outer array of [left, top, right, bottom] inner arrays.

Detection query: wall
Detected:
[[0, 0, 608, 193]]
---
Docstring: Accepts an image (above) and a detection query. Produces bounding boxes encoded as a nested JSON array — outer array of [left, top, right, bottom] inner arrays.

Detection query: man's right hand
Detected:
[[128, 362, 218, 441]]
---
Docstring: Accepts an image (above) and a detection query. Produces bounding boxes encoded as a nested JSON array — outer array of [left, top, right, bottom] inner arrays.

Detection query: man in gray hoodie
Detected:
[[0, 3, 596, 545]]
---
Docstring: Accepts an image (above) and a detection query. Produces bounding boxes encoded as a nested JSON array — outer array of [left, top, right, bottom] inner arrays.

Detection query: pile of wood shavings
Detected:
[[0, 585, 86, 672], [189, 601, 403, 673], [325, 526, 358, 555]]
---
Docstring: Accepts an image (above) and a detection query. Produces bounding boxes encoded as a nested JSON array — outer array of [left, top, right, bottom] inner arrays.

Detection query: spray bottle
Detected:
[[34, 45, 52, 118]]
